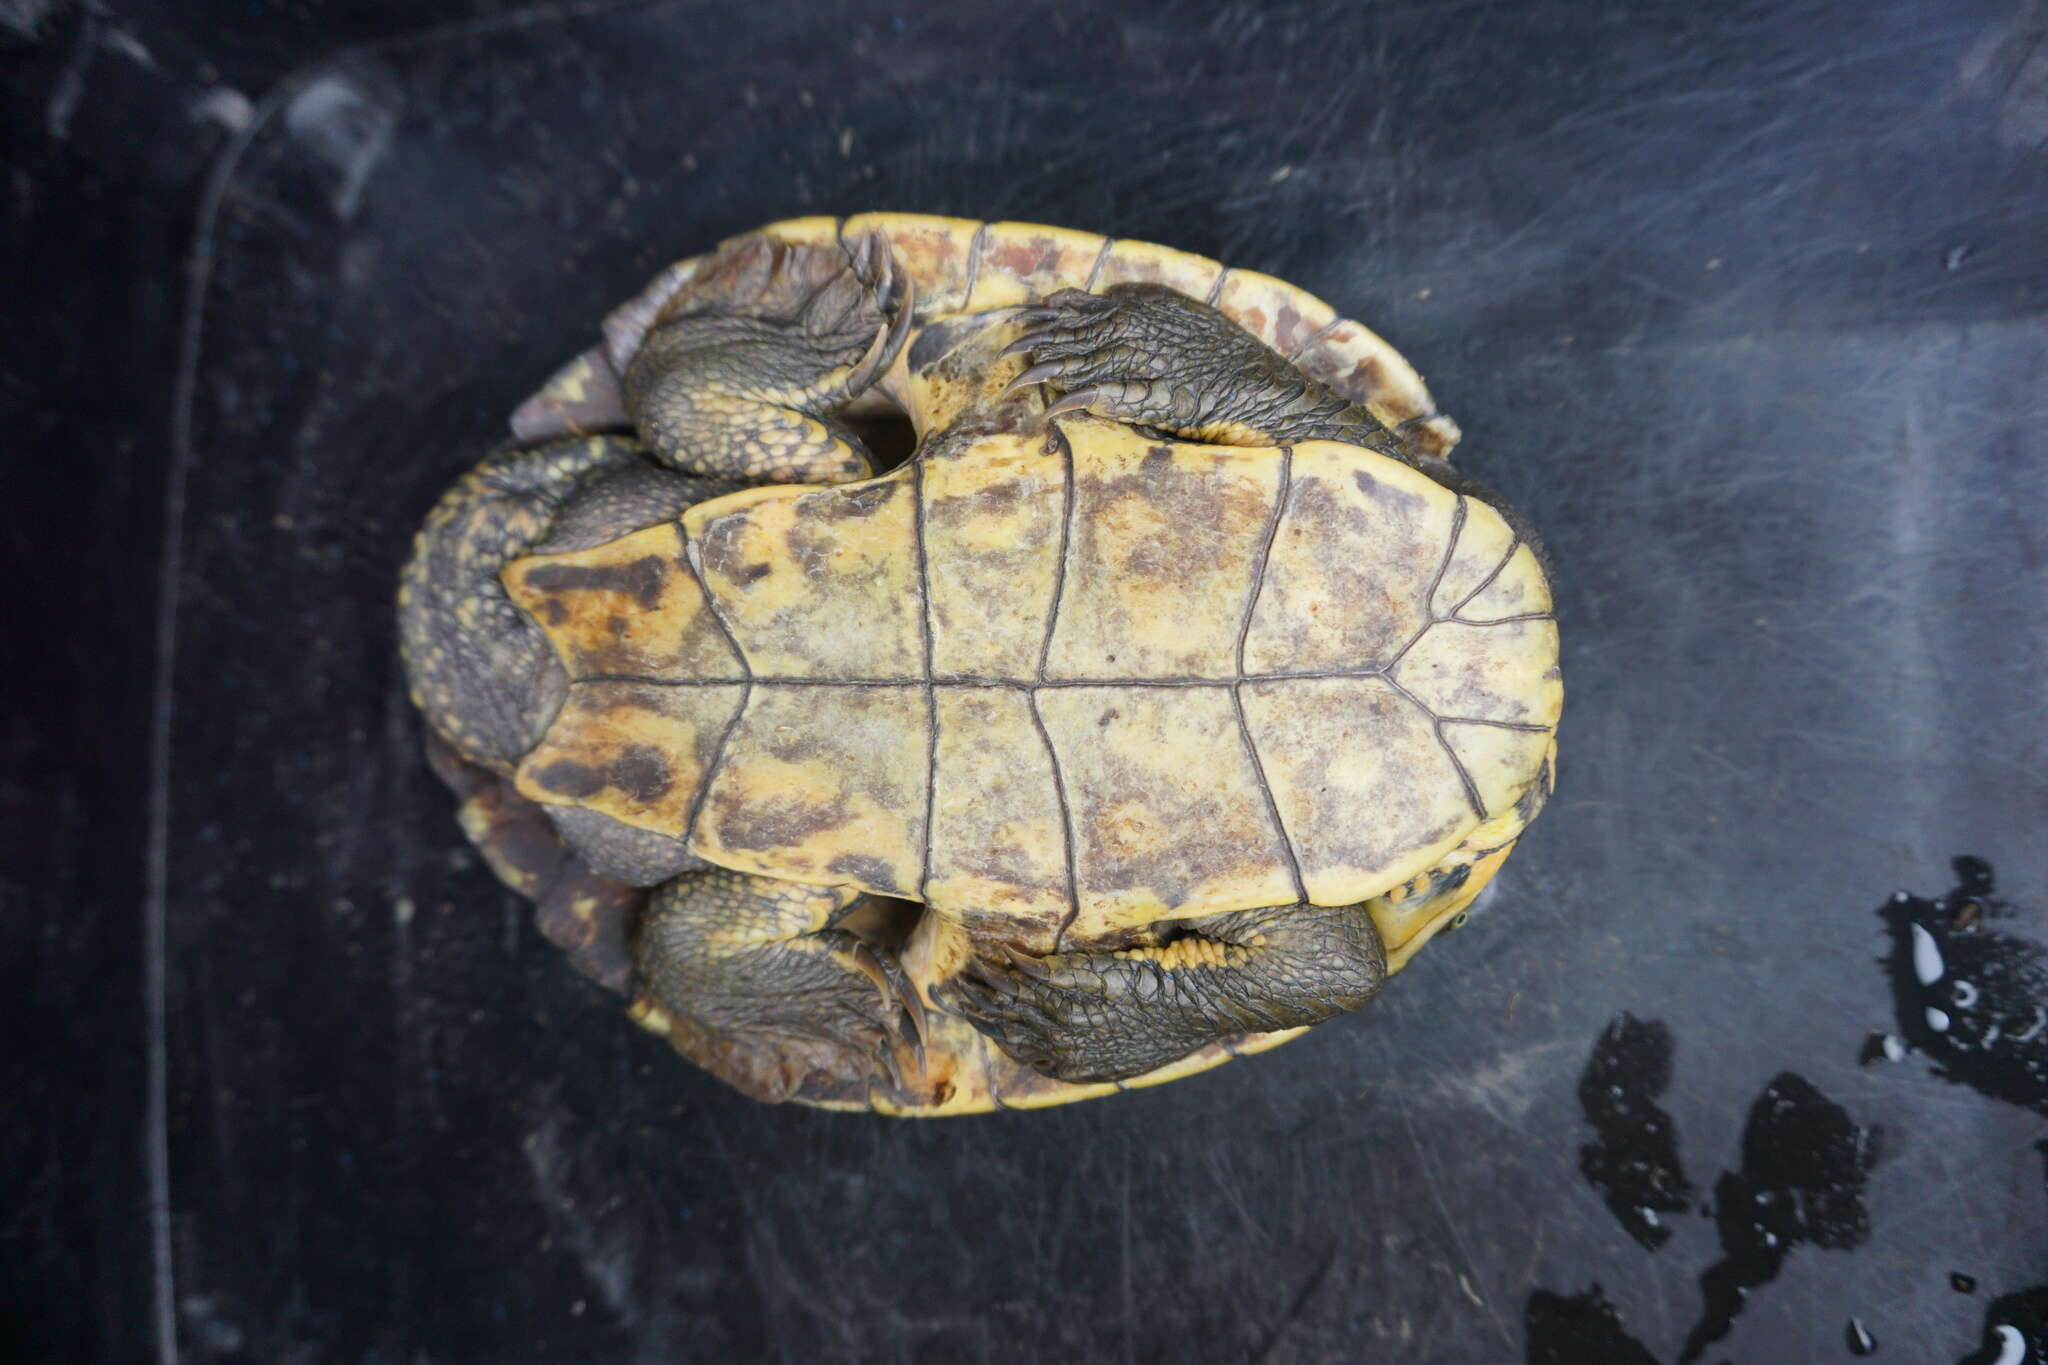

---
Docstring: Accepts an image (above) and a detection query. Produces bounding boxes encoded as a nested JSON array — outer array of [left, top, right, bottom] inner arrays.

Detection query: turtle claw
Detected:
[[1000, 331, 1049, 359], [895, 974, 930, 1053], [1043, 387, 1107, 418], [845, 270, 915, 396], [848, 942, 893, 1002], [1003, 359, 1067, 397], [1001, 944, 1054, 981]]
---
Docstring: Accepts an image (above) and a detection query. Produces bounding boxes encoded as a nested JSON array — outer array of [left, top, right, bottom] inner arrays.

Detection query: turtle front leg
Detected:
[[1007, 284, 1547, 547], [633, 868, 925, 1103], [1005, 284, 1402, 454], [624, 231, 914, 485], [942, 901, 1388, 1084]]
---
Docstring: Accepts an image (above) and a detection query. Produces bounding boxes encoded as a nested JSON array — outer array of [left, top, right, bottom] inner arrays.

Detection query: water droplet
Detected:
[[1882, 1034, 1906, 1062], [1926, 1007, 1951, 1032], [1846, 1316, 1877, 1355], [1952, 979, 1979, 1009], [1910, 922, 1944, 985], [1949, 1272, 1976, 1293]]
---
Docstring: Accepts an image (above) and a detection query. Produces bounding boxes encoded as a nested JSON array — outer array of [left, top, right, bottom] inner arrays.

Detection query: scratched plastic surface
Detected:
[[8, 1, 2048, 1361]]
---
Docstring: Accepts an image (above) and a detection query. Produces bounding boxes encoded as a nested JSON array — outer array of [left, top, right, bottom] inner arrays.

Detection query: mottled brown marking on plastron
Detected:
[[841, 212, 981, 322], [1092, 239, 1225, 300], [924, 689, 1070, 944], [1213, 269, 1338, 357], [921, 437, 1064, 679], [1394, 617, 1562, 727], [1243, 445, 1460, 674], [965, 222, 1107, 309], [514, 681, 744, 834], [1457, 543, 1552, 621], [685, 470, 923, 679], [1045, 425, 1281, 679], [1241, 677, 1474, 906], [1036, 687, 1295, 936], [692, 685, 929, 895], [505, 523, 745, 681]]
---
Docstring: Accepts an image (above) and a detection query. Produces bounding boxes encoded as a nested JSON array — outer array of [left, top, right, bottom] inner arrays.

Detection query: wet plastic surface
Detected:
[[7, 1, 2047, 1360]]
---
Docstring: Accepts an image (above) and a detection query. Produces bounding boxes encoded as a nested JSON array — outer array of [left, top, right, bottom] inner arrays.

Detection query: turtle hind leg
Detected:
[[633, 868, 924, 1103], [622, 231, 913, 486], [941, 900, 1387, 1084]]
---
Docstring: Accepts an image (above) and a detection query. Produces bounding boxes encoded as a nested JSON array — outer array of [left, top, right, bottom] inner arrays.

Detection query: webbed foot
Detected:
[[941, 904, 1388, 1084], [624, 230, 915, 484], [634, 870, 926, 1102], [1004, 284, 1393, 452]]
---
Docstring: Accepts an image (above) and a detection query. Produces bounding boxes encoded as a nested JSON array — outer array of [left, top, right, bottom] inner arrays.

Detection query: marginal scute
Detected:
[[692, 684, 929, 896], [1241, 677, 1475, 905], [1243, 444, 1460, 674], [925, 689, 1071, 943], [1092, 238, 1225, 300], [1035, 686, 1296, 938], [684, 469, 923, 678], [1291, 317, 1450, 451], [922, 433, 1066, 677], [1046, 422, 1283, 680], [1214, 268, 1339, 358], [840, 212, 982, 322], [1393, 617, 1562, 727], [748, 215, 841, 249], [965, 221, 1108, 309], [510, 344, 628, 443], [505, 523, 744, 682], [514, 681, 744, 835]]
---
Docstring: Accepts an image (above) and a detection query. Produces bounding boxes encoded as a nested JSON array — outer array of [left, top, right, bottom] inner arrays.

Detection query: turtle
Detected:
[[399, 214, 1561, 1115]]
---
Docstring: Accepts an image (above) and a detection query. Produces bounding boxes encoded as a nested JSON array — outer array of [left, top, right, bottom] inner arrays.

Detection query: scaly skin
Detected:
[[943, 901, 1388, 1084], [623, 231, 912, 484], [634, 869, 920, 1103], [1008, 284, 1551, 556]]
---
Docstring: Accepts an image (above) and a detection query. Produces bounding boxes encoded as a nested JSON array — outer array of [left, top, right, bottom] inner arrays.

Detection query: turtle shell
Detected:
[[485, 215, 1558, 1113], [500, 417, 1558, 943]]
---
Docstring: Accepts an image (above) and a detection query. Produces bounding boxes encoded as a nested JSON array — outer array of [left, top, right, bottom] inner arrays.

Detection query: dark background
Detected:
[[6, 1, 2046, 1361]]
